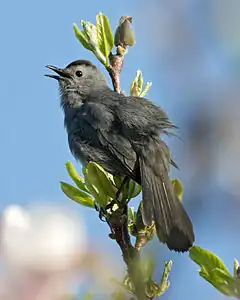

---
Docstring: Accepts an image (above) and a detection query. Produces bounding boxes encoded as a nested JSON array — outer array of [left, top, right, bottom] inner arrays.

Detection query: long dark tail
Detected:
[[139, 141, 195, 252]]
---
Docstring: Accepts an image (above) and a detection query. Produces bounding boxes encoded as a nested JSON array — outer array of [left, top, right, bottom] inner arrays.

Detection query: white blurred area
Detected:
[[0, 203, 122, 300], [1, 204, 87, 270], [0, 204, 87, 300]]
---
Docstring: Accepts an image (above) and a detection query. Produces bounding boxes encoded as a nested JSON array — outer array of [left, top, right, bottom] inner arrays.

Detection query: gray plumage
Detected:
[[46, 60, 195, 252]]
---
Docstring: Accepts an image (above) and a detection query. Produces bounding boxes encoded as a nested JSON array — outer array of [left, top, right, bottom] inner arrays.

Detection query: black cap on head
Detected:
[[66, 60, 97, 69]]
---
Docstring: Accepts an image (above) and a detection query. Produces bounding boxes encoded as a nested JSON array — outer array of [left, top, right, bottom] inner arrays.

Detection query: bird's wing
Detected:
[[74, 102, 137, 178]]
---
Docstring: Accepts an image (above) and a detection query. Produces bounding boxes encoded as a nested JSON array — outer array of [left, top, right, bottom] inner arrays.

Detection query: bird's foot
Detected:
[[94, 203, 107, 222]]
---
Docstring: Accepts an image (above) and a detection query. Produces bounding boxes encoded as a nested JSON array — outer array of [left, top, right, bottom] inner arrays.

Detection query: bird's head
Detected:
[[45, 60, 108, 108]]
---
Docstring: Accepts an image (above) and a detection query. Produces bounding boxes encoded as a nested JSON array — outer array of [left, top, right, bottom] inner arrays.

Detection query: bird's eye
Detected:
[[75, 70, 83, 77]]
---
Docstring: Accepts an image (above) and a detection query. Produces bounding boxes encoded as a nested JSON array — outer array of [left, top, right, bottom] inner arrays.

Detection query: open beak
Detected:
[[45, 65, 71, 80]]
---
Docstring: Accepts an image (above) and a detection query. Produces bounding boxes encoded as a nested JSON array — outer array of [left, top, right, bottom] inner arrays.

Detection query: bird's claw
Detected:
[[94, 203, 108, 222]]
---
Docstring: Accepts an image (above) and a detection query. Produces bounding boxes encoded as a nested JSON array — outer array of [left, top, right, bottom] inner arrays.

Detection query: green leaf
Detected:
[[189, 247, 240, 297], [87, 162, 116, 197], [82, 167, 101, 203], [83, 162, 116, 207], [130, 181, 142, 198], [113, 175, 125, 189], [172, 178, 183, 201], [96, 12, 114, 65], [122, 274, 135, 295], [201, 268, 240, 297], [130, 82, 138, 96], [112, 176, 141, 203], [189, 246, 231, 276], [130, 71, 152, 98], [110, 277, 133, 294], [128, 207, 137, 236], [80, 20, 106, 65], [130, 70, 143, 96], [157, 260, 172, 296], [137, 71, 143, 94], [124, 179, 140, 200], [234, 259, 240, 279], [128, 207, 136, 223], [73, 23, 92, 50], [139, 82, 152, 98], [60, 182, 94, 208], [65, 161, 89, 193], [83, 292, 92, 300], [120, 179, 142, 202], [74, 21, 106, 65], [112, 176, 129, 202], [81, 20, 98, 49], [121, 180, 131, 202]]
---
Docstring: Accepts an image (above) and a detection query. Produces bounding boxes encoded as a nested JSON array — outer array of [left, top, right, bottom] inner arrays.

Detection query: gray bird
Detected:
[[45, 60, 195, 252]]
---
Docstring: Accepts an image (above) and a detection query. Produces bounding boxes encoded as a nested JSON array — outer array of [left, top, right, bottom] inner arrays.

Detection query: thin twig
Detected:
[[108, 52, 124, 93]]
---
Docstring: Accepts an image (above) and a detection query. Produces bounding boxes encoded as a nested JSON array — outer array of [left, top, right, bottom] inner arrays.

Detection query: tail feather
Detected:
[[139, 148, 195, 252]]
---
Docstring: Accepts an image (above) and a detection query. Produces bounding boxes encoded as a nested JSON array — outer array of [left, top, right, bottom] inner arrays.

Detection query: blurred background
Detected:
[[1, 0, 240, 299]]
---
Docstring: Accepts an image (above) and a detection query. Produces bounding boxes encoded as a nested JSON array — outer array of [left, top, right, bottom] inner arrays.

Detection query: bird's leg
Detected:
[[94, 202, 116, 238], [94, 202, 108, 222], [95, 203, 115, 238]]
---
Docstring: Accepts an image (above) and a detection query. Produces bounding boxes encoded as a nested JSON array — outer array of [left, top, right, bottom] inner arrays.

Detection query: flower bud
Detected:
[[114, 16, 135, 47]]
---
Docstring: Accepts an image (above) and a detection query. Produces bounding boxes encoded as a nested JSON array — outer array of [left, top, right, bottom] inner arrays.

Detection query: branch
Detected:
[[108, 205, 146, 300], [106, 52, 147, 300], [108, 15, 135, 94], [108, 53, 124, 93]]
